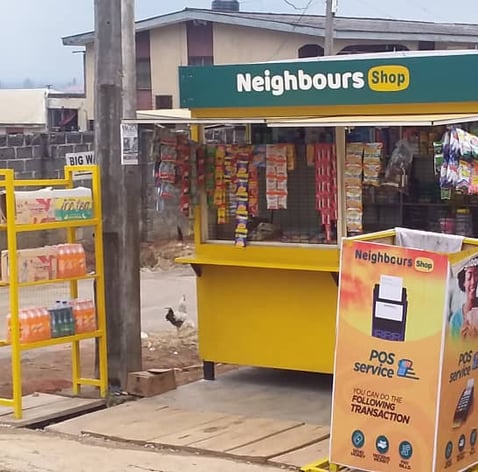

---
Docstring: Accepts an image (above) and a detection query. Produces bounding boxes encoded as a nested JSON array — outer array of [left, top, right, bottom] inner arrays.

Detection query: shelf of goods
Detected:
[[0, 165, 108, 419]]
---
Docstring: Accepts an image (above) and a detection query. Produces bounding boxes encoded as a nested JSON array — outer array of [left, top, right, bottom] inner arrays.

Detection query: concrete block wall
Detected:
[[0, 130, 187, 248], [0, 132, 96, 251], [0, 132, 94, 180]]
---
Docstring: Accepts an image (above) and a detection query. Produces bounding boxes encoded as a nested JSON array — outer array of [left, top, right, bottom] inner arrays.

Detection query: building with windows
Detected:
[[0, 88, 88, 134], [62, 0, 478, 127]]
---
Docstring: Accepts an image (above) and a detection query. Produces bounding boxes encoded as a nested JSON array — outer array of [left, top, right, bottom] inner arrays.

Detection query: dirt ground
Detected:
[[0, 332, 234, 398], [0, 241, 235, 399]]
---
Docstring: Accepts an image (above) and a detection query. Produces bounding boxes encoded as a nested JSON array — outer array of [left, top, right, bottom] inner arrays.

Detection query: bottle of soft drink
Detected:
[[19, 309, 31, 343], [57, 245, 66, 279], [49, 300, 61, 338], [29, 308, 39, 342], [65, 245, 73, 278], [77, 244, 86, 276], [87, 300, 97, 332], [61, 300, 74, 336], [6, 313, 11, 343], [37, 307, 50, 341], [72, 299, 84, 334]]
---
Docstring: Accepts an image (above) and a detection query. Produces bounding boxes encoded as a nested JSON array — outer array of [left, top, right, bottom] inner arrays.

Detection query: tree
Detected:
[[22, 78, 35, 89]]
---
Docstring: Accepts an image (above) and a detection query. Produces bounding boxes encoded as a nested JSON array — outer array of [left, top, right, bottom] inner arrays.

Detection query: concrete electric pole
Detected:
[[94, 0, 142, 390], [325, 0, 337, 56]]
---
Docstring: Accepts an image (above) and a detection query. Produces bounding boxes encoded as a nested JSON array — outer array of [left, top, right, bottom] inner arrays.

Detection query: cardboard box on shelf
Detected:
[[53, 187, 93, 221], [126, 369, 177, 397], [0, 189, 55, 225], [1, 247, 58, 284], [0, 187, 93, 225]]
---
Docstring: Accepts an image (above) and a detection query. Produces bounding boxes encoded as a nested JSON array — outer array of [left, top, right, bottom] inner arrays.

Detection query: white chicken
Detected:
[[164, 295, 195, 336]]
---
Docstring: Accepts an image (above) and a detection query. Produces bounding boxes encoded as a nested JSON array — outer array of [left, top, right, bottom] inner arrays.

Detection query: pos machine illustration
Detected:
[[372, 275, 408, 342]]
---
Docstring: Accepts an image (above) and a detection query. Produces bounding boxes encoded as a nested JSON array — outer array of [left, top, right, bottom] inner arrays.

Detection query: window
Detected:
[[136, 58, 151, 90], [298, 44, 324, 58], [155, 95, 173, 110], [338, 44, 409, 55], [188, 56, 214, 66], [206, 125, 338, 246]]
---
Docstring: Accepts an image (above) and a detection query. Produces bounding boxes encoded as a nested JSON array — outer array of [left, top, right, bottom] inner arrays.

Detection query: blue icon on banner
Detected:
[[376, 435, 389, 454], [399, 441, 413, 460], [471, 429, 477, 447], [445, 441, 453, 459], [352, 430, 365, 449]]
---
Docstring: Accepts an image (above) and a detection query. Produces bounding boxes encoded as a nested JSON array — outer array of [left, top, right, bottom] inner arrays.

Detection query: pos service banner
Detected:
[[329, 239, 449, 472]]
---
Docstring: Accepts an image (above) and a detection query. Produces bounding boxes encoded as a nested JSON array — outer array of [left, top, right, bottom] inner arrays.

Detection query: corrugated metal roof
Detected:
[[62, 8, 478, 46]]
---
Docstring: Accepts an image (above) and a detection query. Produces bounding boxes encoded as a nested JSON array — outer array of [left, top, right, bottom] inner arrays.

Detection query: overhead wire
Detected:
[[266, 0, 319, 61]]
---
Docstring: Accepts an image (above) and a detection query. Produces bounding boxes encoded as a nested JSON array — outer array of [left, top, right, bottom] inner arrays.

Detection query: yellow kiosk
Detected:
[[176, 50, 478, 380]]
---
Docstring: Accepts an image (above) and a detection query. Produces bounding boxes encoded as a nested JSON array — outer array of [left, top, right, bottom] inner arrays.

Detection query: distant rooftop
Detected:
[[62, 8, 478, 46]]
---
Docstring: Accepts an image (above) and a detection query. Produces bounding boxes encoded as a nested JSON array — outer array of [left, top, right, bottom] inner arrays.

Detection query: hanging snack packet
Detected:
[[345, 186, 363, 209], [456, 160, 472, 193], [249, 165, 259, 217], [306, 144, 315, 167], [470, 162, 478, 195], [433, 141, 444, 177], [346, 208, 363, 234], [346, 143, 364, 165], [363, 143, 382, 161], [363, 164, 382, 186], [252, 145, 266, 168], [287, 144, 296, 171]]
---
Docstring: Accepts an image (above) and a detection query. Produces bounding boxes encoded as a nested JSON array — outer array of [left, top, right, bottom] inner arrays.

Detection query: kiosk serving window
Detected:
[[204, 120, 478, 247], [206, 125, 339, 246], [348, 122, 478, 238]]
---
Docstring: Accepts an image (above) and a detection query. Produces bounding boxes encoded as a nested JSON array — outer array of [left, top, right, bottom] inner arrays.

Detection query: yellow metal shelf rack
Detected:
[[0, 165, 108, 419]]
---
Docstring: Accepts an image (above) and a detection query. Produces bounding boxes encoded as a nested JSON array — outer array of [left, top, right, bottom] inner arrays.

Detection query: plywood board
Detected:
[[150, 414, 247, 446], [48, 402, 169, 436], [228, 424, 330, 459], [83, 407, 228, 443], [0, 395, 105, 428], [269, 437, 330, 467], [189, 417, 302, 453], [0, 393, 62, 417]]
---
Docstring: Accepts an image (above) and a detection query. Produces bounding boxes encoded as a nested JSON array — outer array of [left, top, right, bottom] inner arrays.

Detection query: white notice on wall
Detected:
[[121, 123, 139, 165]]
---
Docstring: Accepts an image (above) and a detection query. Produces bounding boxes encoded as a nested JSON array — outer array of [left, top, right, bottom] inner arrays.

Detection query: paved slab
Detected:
[[0, 393, 104, 428], [145, 367, 333, 425], [49, 368, 333, 468], [0, 428, 287, 472]]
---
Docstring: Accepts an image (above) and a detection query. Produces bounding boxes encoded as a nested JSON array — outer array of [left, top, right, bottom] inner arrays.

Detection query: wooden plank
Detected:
[[48, 403, 169, 436], [188, 417, 302, 453], [0, 393, 62, 417], [228, 424, 330, 459], [150, 414, 248, 446], [269, 437, 331, 467], [0, 397, 105, 428], [83, 407, 228, 442]]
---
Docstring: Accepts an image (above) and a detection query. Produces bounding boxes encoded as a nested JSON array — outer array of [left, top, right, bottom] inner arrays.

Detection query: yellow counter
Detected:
[[178, 236, 340, 374]]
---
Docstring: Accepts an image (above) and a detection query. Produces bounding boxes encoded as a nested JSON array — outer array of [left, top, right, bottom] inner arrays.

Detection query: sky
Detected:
[[1, 0, 477, 87]]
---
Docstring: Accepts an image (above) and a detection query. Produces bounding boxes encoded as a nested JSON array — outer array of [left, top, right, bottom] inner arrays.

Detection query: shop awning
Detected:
[[266, 113, 478, 128], [124, 111, 267, 125]]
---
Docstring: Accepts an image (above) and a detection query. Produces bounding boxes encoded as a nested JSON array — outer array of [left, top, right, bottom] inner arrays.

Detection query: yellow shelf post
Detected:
[[4, 169, 23, 419]]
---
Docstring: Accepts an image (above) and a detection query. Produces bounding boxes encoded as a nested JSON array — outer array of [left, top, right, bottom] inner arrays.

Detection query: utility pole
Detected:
[[325, 0, 337, 56], [94, 0, 142, 390], [119, 0, 142, 381]]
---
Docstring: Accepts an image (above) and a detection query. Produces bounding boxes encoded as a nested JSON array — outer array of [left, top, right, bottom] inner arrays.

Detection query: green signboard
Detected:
[[179, 53, 478, 109]]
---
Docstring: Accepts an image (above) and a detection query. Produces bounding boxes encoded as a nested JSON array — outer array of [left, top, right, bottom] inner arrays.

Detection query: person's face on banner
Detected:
[[464, 267, 478, 298]]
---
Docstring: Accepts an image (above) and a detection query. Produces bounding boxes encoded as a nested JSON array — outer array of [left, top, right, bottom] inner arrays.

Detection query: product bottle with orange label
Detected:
[[57, 245, 66, 279]]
